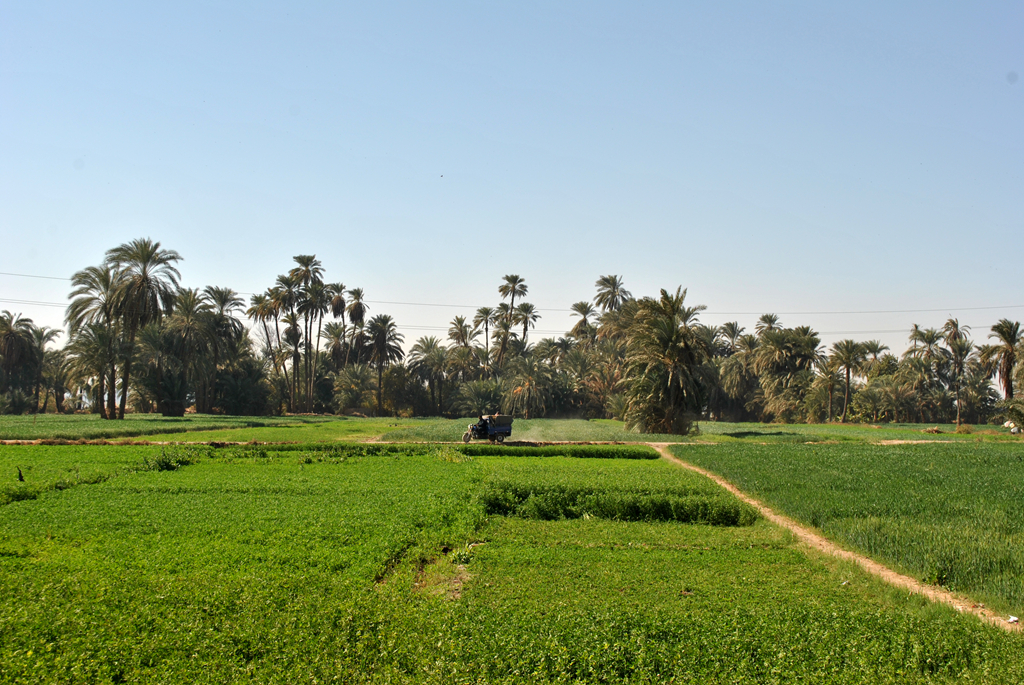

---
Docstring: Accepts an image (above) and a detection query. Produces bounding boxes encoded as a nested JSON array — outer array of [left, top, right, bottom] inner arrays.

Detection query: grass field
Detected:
[[676, 442, 1024, 615], [2, 442, 1023, 682]]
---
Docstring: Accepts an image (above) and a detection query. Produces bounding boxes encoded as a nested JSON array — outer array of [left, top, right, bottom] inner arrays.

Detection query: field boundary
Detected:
[[650, 443, 1021, 633]]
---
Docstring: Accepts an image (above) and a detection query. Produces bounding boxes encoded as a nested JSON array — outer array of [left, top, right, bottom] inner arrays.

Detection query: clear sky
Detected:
[[2, 1, 1021, 353]]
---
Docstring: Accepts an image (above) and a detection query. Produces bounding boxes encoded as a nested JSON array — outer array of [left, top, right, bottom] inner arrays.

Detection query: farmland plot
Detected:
[[677, 442, 1024, 614], [1, 444, 1022, 682]]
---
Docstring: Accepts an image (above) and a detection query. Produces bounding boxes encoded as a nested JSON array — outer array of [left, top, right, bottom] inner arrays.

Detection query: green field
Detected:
[[3, 414, 1019, 445], [677, 442, 1024, 615], [2, 442, 1023, 682], [0, 413, 339, 441]]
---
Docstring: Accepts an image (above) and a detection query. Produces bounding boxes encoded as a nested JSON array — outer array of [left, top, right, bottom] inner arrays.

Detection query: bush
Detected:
[[138, 446, 208, 471], [458, 444, 658, 460], [481, 480, 758, 526]]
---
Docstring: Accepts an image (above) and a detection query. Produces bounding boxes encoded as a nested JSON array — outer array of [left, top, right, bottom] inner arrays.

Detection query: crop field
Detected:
[[2, 442, 1023, 682], [677, 442, 1024, 615], [0, 413, 339, 442]]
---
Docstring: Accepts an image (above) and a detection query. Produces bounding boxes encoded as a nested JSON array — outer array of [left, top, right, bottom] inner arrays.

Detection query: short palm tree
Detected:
[[985, 319, 1021, 400], [0, 311, 35, 394], [30, 326, 61, 412]]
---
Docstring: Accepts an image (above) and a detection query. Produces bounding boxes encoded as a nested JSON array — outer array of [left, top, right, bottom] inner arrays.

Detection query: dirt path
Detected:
[[649, 443, 1021, 633]]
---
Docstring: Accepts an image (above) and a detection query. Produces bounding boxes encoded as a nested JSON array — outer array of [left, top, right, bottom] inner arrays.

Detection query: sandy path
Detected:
[[649, 443, 1021, 633]]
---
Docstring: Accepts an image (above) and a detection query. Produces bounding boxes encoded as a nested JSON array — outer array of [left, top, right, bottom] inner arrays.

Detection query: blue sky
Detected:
[[2, 1, 1021, 352]]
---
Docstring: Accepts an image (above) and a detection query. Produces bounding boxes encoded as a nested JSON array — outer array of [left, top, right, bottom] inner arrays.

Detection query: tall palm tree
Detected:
[[281, 312, 302, 411], [720, 322, 745, 354], [473, 307, 496, 355], [755, 314, 780, 336], [985, 319, 1021, 400], [830, 339, 866, 422], [366, 314, 404, 416], [947, 336, 975, 426], [345, 288, 368, 367], [448, 316, 474, 348], [513, 302, 540, 343], [30, 326, 61, 413], [105, 238, 182, 419], [300, 281, 330, 410], [497, 275, 527, 365], [594, 275, 632, 313], [569, 301, 596, 339]]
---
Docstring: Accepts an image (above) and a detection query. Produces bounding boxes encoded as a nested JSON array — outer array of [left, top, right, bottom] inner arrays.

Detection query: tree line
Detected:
[[1, 238, 1022, 433]]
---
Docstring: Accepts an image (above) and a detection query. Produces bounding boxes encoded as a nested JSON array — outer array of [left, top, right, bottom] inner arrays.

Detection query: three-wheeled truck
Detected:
[[463, 414, 513, 443]]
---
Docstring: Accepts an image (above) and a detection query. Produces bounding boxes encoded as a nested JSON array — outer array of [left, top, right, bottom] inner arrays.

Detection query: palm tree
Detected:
[[300, 280, 330, 410], [569, 301, 596, 339], [473, 307, 496, 355], [448, 316, 474, 348], [624, 288, 711, 434], [105, 238, 182, 418], [323, 321, 347, 370], [281, 312, 302, 411], [720, 322, 745, 353], [755, 314, 780, 336], [345, 288, 368, 367], [0, 311, 35, 395], [513, 303, 540, 343], [164, 288, 213, 395], [65, 321, 117, 417], [985, 319, 1021, 400], [830, 339, 866, 422], [30, 326, 61, 413], [594, 275, 632, 312], [497, 275, 527, 365], [365, 314, 404, 415], [409, 336, 447, 413], [66, 264, 123, 418], [947, 336, 975, 426]]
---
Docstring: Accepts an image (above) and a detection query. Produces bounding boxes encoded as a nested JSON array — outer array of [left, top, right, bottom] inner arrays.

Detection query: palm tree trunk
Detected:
[[311, 314, 324, 411], [33, 367, 43, 414], [107, 363, 117, 419], [117, 328, 138, 419], [96, 374, 107, 419], [376, 365, 383, 416], [841, 368, 851, 423]]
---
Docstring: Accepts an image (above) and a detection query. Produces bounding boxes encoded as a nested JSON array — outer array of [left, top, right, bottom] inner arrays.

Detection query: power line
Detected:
[[3, 269, 1024, 316], [0, 271, 71, 281]]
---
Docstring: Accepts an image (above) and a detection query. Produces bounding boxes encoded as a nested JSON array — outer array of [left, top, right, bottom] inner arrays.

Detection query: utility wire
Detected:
[[3, 269, 1024, 316]]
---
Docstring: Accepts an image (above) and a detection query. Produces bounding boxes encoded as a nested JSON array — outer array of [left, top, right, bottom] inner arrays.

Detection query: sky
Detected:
[[2, 1, 1022, 353]]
